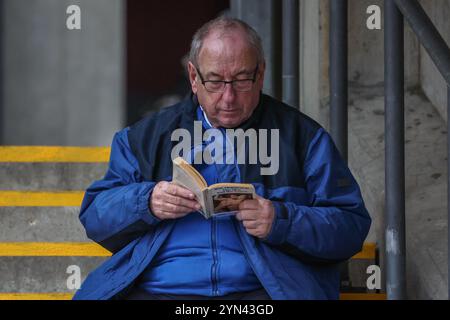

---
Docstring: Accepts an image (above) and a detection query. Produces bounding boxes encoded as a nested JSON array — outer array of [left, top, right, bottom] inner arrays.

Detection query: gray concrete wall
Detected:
[[0, 0, 4, 144], [419, 0, 450, 122], [299, 0, 420, 126], [1, 0, 125, 146], [348, 0, 420, 88]]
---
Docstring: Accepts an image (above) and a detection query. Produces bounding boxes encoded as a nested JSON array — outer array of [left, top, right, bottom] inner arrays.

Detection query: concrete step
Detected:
[[0, 162, 107, 191], [0, 256, 107, 293], [0, 207, 88, 242], [0, 146, 111, 296], [347, 259, 378, 290]]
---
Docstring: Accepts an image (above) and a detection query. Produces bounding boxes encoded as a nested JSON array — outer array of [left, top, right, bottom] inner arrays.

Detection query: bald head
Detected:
[[189, 17, 265, 69], [198, 28, 257, 73]]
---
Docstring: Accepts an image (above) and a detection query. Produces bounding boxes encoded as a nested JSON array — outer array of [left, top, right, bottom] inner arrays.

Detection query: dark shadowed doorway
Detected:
[[126, 0, 229, 125]]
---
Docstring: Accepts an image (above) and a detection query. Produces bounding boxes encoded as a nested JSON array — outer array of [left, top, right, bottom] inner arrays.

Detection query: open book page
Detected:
[[172, 158, 208, 215], [207, 184, 255, 216]]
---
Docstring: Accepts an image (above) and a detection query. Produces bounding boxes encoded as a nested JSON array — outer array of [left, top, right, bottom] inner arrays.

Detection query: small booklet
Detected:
[[172, 157, 256, 219]]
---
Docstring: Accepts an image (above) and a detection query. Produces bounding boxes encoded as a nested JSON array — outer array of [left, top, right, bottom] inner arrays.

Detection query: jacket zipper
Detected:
[[211, 217, 219, 296], [211, 133, 222, 298]]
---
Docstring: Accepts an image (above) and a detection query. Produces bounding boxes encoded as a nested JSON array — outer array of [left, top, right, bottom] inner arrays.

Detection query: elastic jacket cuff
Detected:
[[137, 183, 161, 225], [262, 201, 290, 245]]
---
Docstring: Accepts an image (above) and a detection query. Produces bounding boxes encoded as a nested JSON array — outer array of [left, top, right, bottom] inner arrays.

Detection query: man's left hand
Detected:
[[236, 195, 275, 239]]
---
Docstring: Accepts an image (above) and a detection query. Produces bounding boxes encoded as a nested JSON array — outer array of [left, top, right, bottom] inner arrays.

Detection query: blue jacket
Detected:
[[73, 93, 371, 300], [136, 106, 263, 296]]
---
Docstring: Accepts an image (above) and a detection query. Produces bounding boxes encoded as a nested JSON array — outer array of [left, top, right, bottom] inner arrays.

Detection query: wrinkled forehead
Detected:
[[197, 30, 258, 75]]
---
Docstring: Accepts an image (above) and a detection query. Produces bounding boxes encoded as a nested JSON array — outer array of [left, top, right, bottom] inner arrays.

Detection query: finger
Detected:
[[153, 209, 182, 220], [243, 220, 259, 229], [152, 196, 195, 215], [165, 183, 195, 200], [244, 227, 262, 238], [162, 202, 198, 214], [238, 199, 259, 210], [236, 209, 259, 221], [164, 193, 201, 211]]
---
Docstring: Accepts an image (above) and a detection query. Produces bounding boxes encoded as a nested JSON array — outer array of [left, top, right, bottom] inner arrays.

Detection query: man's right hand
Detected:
[[149, 181, 201, 220]]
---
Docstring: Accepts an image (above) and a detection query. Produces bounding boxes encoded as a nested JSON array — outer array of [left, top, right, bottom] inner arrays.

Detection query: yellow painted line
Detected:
[[0, 243, 112, 257], [0, 191, 84, 207], [0, 146, 110, 163], [0, 293, 74, 300], [352, 242, 376, 260], [0, 292, 386, 300], [340, 293, 387, 300]]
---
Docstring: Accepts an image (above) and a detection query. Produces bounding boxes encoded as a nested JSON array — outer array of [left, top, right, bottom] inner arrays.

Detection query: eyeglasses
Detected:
[[195, 64, 259, 93]]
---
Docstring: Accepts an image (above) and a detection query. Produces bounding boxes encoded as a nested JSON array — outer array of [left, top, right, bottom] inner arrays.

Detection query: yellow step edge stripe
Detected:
[[0, 191, 84, 207], [352, 242, 376, 260], [0, 146, 110, 163], [0, 293, 74, 300], [340, 293, 387, 300], [0, 292, 387, 300], [0, 242, 374, 259], [0, 243, 112, 257]]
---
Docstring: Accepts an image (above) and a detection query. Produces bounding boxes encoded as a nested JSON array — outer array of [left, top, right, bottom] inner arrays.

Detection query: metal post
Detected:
[[230, 0, 282, 100], [282, 0, 299, 108], [384, 0, 406, 300], [329, 0, 348, 163]]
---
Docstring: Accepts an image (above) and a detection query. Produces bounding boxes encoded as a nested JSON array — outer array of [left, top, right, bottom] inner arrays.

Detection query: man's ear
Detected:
[[187, 62, 198, 94]]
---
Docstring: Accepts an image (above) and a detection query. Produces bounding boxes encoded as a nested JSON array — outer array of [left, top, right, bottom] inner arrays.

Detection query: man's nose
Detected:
[[221, 82, 236, 102]]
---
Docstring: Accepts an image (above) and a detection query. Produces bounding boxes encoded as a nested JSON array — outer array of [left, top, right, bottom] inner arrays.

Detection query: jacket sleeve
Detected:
[[79, 128, 161, 254], [262, 128, 371, 263]]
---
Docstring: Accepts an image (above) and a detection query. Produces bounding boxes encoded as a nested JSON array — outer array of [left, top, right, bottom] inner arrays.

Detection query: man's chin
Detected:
[[218, 118, 242, 128]]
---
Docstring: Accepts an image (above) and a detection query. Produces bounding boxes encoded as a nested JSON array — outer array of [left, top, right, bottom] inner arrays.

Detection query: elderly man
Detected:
[[73, 17, 371, 300]]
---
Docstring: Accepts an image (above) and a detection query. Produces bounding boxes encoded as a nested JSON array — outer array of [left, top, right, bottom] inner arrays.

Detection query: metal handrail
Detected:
[[394, 0, 450, 87]]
